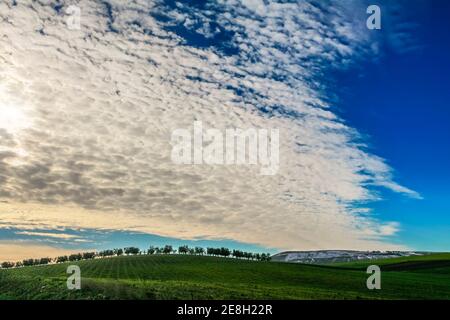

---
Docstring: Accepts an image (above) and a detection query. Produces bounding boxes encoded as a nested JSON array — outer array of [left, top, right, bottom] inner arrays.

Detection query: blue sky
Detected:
[[329, 0, 450, 251], [0, 0, 449, 260]]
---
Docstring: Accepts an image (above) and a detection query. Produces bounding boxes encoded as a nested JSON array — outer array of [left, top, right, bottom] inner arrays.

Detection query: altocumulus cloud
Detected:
[[0, 0, 419, 250]]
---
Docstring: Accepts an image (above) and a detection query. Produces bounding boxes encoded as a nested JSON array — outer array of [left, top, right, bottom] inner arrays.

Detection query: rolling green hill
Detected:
[[0, 254, 449, 300]]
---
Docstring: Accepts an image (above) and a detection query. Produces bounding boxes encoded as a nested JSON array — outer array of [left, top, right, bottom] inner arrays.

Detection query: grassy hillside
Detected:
[[0, 254, 449, 300]]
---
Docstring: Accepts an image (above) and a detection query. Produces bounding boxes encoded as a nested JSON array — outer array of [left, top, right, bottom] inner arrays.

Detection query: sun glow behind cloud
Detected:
[[0, 81, 33, 167], [0, 102, 28, 134], [0, 0, 419, 252], [0, 73, 34, 130]]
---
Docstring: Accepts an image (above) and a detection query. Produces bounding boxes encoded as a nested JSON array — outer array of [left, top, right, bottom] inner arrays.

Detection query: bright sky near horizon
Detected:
[[0, 0, 449, 261]]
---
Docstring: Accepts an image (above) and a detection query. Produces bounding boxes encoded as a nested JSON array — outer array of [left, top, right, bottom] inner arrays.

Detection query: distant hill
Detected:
[[1, 253, 449, 299], [271, 250, 428, 264]]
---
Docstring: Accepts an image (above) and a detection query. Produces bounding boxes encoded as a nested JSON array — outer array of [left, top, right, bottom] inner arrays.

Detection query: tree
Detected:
[[124, 247, 140, 255], [82, 252, 96, 260], [194, 247, 204, 255], [114, 248, 124, 256], [154, 246, 162, 254], [69, 253, 82, 261], [205, 247, 232, 257], [56, 255, 68, 263], [147, 246, 156, 255], [39, 257, 52, 265], [99, 249, 114, 257], [243, 252, 252, 260], [22, 258, 35, 266], [220, 247, 231, 257], [1, 261, 15, 269], [207, 247, 218, 256], [232, 249, 242, 259], [178, 245, 189, 254], [163, 245, 173, 254]]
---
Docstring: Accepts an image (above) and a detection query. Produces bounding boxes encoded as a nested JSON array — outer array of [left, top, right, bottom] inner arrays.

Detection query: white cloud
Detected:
[[15, 230, 79, 239], [0, 0, 418, 251], [378, 222, 401, 236], [241, 0, 267, 16]]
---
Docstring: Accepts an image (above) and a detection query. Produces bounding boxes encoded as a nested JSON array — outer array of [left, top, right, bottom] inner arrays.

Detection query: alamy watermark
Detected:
[[367, 5, 381, 30], [171, 121, 279, 175], [66, 5, 81, 30], [366, 265, 381, 290], [67, 265, 81, 290]]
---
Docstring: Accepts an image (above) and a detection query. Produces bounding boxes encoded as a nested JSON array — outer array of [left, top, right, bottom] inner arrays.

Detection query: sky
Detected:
[[0, 0, 448, 261], [331, 0, 450, 251]]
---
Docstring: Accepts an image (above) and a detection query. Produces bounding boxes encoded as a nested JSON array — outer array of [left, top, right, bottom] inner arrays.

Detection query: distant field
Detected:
[[0, 254, 449, 300], [333, 253, 450, 273]]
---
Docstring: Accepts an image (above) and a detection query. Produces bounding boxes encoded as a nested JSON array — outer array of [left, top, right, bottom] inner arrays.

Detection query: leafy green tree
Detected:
[[154, 246, 162, 254], [39, 257, 52, 265], [232, 249, 242, 259], [56, 255, 68, 263], [22, 258, 34, 266], [1, 261, 15, 269], [124, 247, 140, 255], [163, 245, 173, 254], [99, 249, 114, 257], [82, 252, 96, 260], [114, 248, 124, 256], [69, 253, 82, 261], [178, 245, 189, 254], [194, 247, 204, 255], [220, 247, 231, 257]]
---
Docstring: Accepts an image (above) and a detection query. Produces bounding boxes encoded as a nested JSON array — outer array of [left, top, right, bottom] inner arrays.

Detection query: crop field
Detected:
[[0, 254, 449, 300]]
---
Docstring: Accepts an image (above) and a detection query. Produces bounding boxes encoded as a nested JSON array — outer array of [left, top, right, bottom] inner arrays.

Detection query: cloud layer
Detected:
[[0, 0, 418, 250]]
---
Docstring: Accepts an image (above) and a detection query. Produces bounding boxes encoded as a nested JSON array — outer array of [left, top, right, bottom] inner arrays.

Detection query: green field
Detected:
[[1, 254, 449, 300]]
